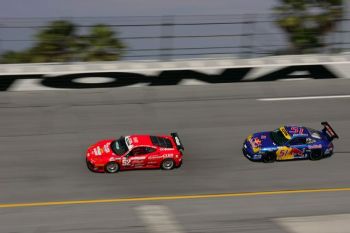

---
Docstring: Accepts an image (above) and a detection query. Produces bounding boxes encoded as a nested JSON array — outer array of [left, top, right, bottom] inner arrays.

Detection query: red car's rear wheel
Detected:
[[161, 159, 175, 170]]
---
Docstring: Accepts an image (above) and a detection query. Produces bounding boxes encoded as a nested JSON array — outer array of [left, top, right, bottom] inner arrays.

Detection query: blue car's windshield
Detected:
[[111, 137, 128, 155], [270, 129, 289, 146]]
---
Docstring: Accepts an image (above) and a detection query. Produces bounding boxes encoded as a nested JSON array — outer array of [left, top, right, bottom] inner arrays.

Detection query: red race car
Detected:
[[86, 133, 184, 173]]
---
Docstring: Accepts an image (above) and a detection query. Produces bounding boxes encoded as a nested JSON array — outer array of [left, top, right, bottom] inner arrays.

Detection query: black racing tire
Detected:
[[104, 162, 120, 173], [262, 152, 276, 163], [161, 159, 175, 170], [309, 149, 323, 161]]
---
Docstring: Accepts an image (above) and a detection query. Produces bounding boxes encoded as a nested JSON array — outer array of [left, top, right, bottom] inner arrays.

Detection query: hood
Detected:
[[247, 132, 277, 152], [87, 140, 114, 157]]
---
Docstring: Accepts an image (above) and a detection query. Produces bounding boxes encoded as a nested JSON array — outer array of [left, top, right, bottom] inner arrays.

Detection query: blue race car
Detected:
[[242, 122, 338, 162]]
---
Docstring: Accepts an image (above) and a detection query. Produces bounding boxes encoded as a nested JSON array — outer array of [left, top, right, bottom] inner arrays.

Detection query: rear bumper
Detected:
[[323, 149, 334, 158], [176, 158, 183, 168]]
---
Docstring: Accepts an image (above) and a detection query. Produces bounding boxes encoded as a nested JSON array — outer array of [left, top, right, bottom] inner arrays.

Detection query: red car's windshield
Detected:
[[110, 137, 128, 155]]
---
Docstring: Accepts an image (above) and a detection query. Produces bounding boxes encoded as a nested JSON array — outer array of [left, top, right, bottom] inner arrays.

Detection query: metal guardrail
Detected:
[[0, 14, 350, 61]]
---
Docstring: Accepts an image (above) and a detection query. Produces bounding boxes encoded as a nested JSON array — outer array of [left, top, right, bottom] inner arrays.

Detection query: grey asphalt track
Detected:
[[1, 79, 350, 233]]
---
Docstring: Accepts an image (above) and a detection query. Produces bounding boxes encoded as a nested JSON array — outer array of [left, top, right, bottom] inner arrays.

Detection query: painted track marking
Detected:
[[275, 214, 350, 233], [135, 205, 184, 233], [258, 95, 350, 101], [1, 187, 350, 208]]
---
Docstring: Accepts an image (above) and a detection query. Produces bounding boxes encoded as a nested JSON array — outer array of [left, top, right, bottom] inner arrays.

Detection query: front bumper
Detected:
[[86, 159, 105, 172], [242, 142, 262, 161]]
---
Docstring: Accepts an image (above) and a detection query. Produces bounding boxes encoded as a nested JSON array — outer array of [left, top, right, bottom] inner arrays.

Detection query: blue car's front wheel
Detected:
[[262, 152, 276, 163]]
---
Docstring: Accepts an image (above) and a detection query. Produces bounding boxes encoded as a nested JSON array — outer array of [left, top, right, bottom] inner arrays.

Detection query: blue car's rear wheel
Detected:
[[309, 149, 323, 161]]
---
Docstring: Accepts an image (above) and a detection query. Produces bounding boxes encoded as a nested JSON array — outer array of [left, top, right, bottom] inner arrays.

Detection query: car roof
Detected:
[[125, 135, 153, 147], [125, 134, 174, 148]]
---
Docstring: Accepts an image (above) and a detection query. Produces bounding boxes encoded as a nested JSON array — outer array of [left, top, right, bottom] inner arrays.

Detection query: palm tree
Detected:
[[79, 24, 125, 61], [1, 20, 125, 63], [274, 0, 343, 53]]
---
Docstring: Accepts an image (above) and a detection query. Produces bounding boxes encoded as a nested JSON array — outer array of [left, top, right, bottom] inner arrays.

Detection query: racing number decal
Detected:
[[290, 127, 304, 135], [122, 158, 131, 166], [277, 147, 305, 160], [276, 147, 294, 160]]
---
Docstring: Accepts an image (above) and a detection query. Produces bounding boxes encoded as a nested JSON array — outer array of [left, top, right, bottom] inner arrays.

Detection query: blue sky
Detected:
[[1, 0, 277, 18]]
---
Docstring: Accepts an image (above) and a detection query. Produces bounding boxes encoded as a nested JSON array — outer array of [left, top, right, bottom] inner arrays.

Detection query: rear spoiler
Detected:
[[321, 122, 339, 141], [171, 132, 184, 151]]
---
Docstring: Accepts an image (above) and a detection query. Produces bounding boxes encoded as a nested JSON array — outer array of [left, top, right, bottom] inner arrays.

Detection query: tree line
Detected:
[[1, 21, 125, 63], [0, 0, 344, 63]]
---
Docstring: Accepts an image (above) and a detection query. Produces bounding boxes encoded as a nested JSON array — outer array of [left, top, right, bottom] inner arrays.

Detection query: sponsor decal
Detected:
[[324, 124, 337, 137], [0, 65, 340, 91], [163, 154, 174, 158], [252, 137, 262, 146], [290, 147, 305, 157], [280, 127, 291, 140], [160, 148, 173, 151], [125, 136, 133, 150], [247, 135, 261, 153], [104, 144, 111, 153], [149, 155, 163, 159], [308, 144, 322, 149], [254, 154, 262, 159], [132, 137, 139, 143], [311, 132, 321, 139], [174, 137, 181, 146], [94, 148, 101, 156]]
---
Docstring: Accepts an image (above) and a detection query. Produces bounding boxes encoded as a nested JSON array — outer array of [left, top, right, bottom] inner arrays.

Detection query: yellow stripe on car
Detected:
[[279, 126, 291, 140]]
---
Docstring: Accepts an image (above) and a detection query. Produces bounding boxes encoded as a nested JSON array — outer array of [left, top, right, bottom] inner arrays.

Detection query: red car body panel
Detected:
[[86, 134, 183, 172]]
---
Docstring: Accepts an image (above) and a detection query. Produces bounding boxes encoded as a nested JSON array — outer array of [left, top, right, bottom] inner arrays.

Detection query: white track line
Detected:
[[258, 95, 350, 101], [135, 205, 185, 233], [275, 214, 350, 233]]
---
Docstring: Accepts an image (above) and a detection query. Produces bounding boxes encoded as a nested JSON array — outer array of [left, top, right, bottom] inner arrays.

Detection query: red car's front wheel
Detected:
[[105, 162, 120, 173]]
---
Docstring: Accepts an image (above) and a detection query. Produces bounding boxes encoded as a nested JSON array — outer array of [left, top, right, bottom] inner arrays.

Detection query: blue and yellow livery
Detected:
[[242, 122, 338, 162]]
